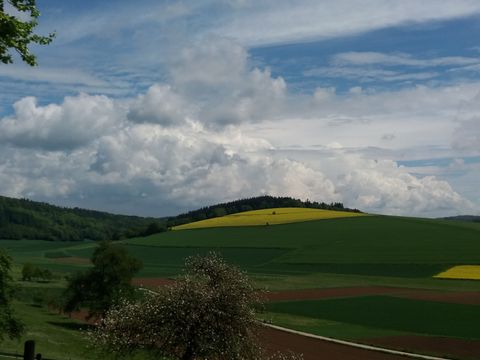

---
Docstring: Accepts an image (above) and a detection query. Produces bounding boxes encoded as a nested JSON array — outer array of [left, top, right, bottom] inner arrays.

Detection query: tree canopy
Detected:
[[62, 241, 143, 319], [0, 195, 166, 241], [0, 249, 24, 342], [0, 0, 55, 66], [90, 253, 302, 360]]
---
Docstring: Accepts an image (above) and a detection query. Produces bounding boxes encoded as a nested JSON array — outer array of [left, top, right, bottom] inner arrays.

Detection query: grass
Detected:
[[2, 213, 480, 358], [0, 301, 92, 360], [129, 216, 480, 265], [266, 295, 480, 339], [262, 312, 411, 340], [173, 207, 366, 230], [252, 271, 480, 291], [0, 301, 166, 360], [3, 214, 480, 288], [122, 215, 480, 281], [121, 245, 289, 277]]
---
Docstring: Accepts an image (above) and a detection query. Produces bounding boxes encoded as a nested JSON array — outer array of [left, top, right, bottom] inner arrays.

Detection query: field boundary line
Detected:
[[262, 323, 453, 360]]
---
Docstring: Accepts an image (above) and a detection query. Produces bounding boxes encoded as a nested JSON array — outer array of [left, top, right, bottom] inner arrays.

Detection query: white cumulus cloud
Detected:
[[0, 38, 477, 217], [0, 94, 122, 150]]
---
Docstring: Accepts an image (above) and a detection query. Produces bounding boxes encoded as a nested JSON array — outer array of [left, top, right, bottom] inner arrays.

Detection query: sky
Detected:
[[0, 0, 479, 217]]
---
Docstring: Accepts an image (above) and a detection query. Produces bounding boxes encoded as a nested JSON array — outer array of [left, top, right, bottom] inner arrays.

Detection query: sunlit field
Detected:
[[172, 207, 366, 230], [435, 265, 480, 280]]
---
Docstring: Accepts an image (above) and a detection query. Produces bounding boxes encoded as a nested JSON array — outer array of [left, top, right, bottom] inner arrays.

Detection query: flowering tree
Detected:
[[90, 253, 302, 360]]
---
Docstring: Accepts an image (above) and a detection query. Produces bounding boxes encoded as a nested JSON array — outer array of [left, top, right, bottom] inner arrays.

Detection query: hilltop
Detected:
[[167, 196, 360, 227]]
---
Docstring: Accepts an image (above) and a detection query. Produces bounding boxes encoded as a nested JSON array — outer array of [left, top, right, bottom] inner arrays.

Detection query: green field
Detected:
[[0, 301, 91, 360], [0, 299, 164, 360], [126, 215, 480, 280], [266, 296, 480, 339], [3, 215, 480, 283], [2, 214, 480, 359]]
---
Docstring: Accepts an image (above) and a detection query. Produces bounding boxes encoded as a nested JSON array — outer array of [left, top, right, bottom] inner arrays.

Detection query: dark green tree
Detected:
[[0, 249, 24, 342], [22, 263, 53, 282], [21, 262, 35, 281], [0, 0, 55, 66], [63, 241, 142, 319], [142, 221, 167, 236]]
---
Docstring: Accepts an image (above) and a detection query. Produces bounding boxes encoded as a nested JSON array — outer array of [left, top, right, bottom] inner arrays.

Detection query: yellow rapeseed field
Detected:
[[434, 265, 480, 280], [173, 207, 366, 230]]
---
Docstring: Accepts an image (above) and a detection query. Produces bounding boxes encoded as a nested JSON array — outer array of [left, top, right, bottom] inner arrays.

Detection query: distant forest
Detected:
[[0, 195, 359, 241], [440, 215, 480, 223], [166, 195, 360, 227], [0, 196, 164, 241]]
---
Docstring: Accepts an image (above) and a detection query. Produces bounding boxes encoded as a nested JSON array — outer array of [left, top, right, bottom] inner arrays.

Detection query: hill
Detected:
[[166, 195, 360, 227], [0, 195, 356, 241], [173, 207, 366, 230], [4, 207, 480, 360], [124, 215, 480, 279], [0, 195, 165, 241]]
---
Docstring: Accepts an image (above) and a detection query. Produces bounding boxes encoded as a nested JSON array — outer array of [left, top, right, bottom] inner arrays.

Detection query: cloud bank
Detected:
[[0, 39, 475, 217]]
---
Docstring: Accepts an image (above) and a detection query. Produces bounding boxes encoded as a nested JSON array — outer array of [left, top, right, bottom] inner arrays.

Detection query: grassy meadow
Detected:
[[2, 210, 480, 359], [266, 296, 480, 339], [0, 300, 91, 360], [3, 214, 480, 285]]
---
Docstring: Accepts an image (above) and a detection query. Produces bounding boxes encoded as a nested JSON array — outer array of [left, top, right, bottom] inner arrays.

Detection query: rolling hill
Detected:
[[0, 195, 357, 241], [4, 206, 480, 360], [172, 207, 366, 230]]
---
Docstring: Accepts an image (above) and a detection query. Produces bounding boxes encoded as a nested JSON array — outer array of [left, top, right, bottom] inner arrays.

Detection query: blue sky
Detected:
[[0, 0, 479, 216]]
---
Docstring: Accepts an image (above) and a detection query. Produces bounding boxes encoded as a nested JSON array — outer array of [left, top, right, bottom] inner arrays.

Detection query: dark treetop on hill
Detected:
[[0, 0, 55, 66]]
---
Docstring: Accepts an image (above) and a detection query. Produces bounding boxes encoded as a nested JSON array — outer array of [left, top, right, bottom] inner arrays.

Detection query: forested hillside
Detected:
[[0, 195, 359, 241], [0, 196, 165, 241]]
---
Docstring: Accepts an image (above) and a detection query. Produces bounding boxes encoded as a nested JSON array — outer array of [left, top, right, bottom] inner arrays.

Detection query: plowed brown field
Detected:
[[366, 336, 480, 360], [260, 326, 410, 360]]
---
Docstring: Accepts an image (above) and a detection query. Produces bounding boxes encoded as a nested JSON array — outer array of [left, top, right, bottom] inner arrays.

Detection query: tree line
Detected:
[[0, 196, 166, 241], [0, 195, 361, 241]]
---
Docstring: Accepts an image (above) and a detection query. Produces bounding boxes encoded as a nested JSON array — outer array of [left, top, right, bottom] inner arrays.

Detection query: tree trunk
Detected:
[[181, 346, 194, 360]]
